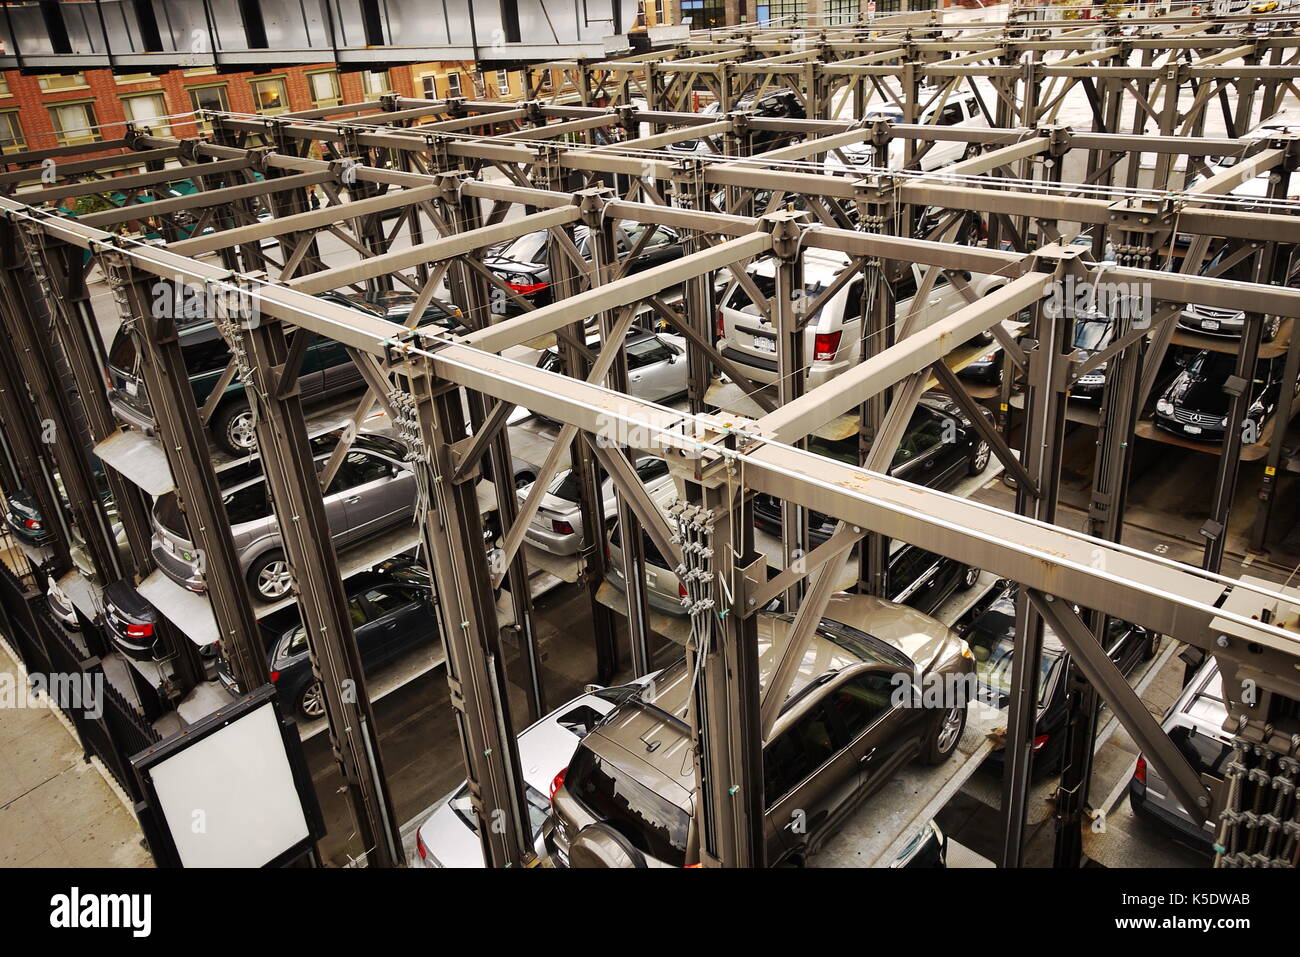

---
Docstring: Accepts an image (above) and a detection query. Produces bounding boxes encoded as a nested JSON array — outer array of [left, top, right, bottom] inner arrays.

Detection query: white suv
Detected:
[[825, 87, 990, 175], [715, 247, 1010, 391]]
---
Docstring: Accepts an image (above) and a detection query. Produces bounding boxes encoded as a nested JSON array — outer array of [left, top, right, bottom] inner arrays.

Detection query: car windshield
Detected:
[[450, 782, 550, 840], [1072, 319, 1113, 352], [564, 745, 690, 866], [967, 603, 1060, 706]]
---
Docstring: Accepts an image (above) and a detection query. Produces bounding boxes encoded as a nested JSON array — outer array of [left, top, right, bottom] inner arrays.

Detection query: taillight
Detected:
[[813, 331, 842, 361], [416, 831, 428, 861], [679, 583, 688, 599], [550, 767, 567, 801], [23, 518, 40, 530], [1031, 734, 1050, 753], [715, 309, 725, 338], [552, 520, 575, 535], [125, 622, 153, 639], [1134, 755, 1147, 783], [269, 670, 280, 684], [507, 280, 549, 296]]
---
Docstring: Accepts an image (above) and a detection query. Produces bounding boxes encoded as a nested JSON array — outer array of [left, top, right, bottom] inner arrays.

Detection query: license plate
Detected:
[[1201, 320, 1220, 331], [753, 337, 776, 354], [125, 380, 138, 396], [163, 538, 176, 555], [1184, 424, 1202, 435]]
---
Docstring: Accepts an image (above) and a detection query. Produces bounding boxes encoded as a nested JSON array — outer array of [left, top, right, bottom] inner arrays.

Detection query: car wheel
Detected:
[[214, 400, 258, 456], [921, 704, 966, 765], [1143, 632, 1161, 662], [297, 680, 326, 720], [248, 550, 292, 602], [957, 564, 980, 591], [968, 440, 991, 475], [1264, 315, 1281, 342]]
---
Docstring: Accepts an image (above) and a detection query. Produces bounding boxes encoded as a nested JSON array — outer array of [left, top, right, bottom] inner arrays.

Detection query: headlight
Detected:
[[1157, 400, 1173, 415], [1221, 416, 1229, 427]]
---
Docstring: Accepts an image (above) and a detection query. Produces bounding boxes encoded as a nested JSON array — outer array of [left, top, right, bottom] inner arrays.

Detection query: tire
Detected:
[[968, 439, 991, 475], [920, 703, 966, 765], [1264, 315, 1281, 342], [957, 564, 980, 591], [1143, 631, 1161, 662], [214, 399, 257, 456], [248, 550, 292, 603], [296, 680, 326, 720]]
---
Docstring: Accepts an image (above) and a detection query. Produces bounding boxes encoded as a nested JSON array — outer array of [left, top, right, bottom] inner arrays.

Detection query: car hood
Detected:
[[1164, 369, 1230, 416], [816, 592, 962, 675]]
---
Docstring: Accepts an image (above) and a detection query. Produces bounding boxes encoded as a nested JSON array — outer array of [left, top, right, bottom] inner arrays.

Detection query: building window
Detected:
[[0, 75, 11, 97], [679, 0, 726, 27], [823, 0, 857, 23], [38, 73, 87, 91], [0, 111, 25, 152], [250, 76, 289, 115], [123, 92, 171, 136], [115, 72, 156, 85], [755, 0, 805, 25], [188, 84, 229, 131], [307, 71, 341, 108], [445, 72, 462, 97], [654, 0, 665, 24], [363, 70, 393, 97], [47, 101, 100, 146], [496, 70, 511, 97], [538, 69, 553, 92]]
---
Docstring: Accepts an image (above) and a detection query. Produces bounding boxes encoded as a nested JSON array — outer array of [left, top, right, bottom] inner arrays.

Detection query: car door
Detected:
[[888, 407, 947, 487], [888, 546, 946, 614], [358, 583, 428, 666], [821, 667, 914, 799], [763, 698, 853, 860], [332, 450, 403, 542], [625, 336, 681, 402]]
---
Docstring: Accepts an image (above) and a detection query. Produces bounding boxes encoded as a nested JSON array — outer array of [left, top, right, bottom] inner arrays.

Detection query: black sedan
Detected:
[[1153, 350, 1294, 444], [216, 570, 441, 719], [960, 581, 1159, 776], [753, 393, 992, 544], [483, 223, 685, 318]]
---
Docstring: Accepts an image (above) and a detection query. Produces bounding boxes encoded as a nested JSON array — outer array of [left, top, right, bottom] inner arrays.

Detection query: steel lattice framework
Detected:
[[2, 8, 1300, 869]]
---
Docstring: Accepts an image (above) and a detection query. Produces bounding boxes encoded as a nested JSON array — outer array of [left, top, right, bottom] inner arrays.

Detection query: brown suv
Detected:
[[545, 594, 975, 867]]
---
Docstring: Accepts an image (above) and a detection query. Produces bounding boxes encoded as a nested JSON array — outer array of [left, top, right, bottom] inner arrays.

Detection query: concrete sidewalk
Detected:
[[0, 642, 153, 867]]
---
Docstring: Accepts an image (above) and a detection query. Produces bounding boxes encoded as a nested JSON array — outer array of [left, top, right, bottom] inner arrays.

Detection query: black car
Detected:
[[881, 542, 981, 617], [960, 581, 1159, 776], [483, 223, 684, 318], [1065, 316, 1116, 403], [1153, 350, 1294, 444], [753, 393, 993, 544], [106, 291, 463, 455], [103, 579, 167, 661], [215, 570, 441, 719]]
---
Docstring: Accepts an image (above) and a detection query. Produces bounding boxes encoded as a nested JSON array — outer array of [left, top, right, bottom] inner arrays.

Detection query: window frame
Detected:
[[46, 99, 101, 147], [249, 75, 291, 116]]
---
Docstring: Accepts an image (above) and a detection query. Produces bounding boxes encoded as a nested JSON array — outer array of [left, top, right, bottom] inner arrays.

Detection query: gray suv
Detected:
[[151, 432, 415, 602], [545, 594, 975, 867]]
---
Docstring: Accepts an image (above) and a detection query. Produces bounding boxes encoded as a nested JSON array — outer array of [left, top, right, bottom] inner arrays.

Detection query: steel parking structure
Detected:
[[1, 9, 1300, 870]]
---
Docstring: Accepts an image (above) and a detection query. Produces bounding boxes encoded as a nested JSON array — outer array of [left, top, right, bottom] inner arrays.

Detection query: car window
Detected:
[[328, 451, 392, 492], [764, 701, 842, 805], [452, 781, 550, 840], [222, 482, 270, 525], [285, 597, 364, 653], [626, 337, 674, 369], [363, 585, 417, 617], [634, 458, 669, 482], [891, 408, 947, 468], [1170, 725, 1232, 779], [826, 672, 895, 738], [889, 546, 933, 595], [564, 745, 690, 866], [556, 704, 606, 737], [939, 102, 965, 125], [182, 333, 234, 377]]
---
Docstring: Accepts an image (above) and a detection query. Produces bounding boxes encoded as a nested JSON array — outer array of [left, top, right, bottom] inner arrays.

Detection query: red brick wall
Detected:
[[0, 63, 416, 161]]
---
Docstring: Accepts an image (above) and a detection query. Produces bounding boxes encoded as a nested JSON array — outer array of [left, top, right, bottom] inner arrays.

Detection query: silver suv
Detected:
[[151, 432, 415, 602], [545, 594, 975, 867], [1128, 659, 1231, 853]]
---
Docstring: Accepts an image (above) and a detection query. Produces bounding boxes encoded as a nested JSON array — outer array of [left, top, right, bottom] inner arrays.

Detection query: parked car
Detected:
[[103, 579, 168, 660], [753, 393, 993, 544], [715, 248, 1009, 391], [3, 462, 119, 549], [514, 456, 672, 557], [659, 88, 807, 159], [150, 432, 416, 602], [960, 581, 1159, 775], [1153, 350, 1294, 444], [1178, 248, 1286, 341], [824, 86, 989, 174], [1128, 659, 1230, 854], [106, 292, 461, 455], [1065, 315, 1116, 403], [545, 593, 975, 867], [415, 679, 654, 866], [484, 224, 684, 318], [214, 569, 441, 718], [46, 577, 79, 631], [536, 329, 689, 405]]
